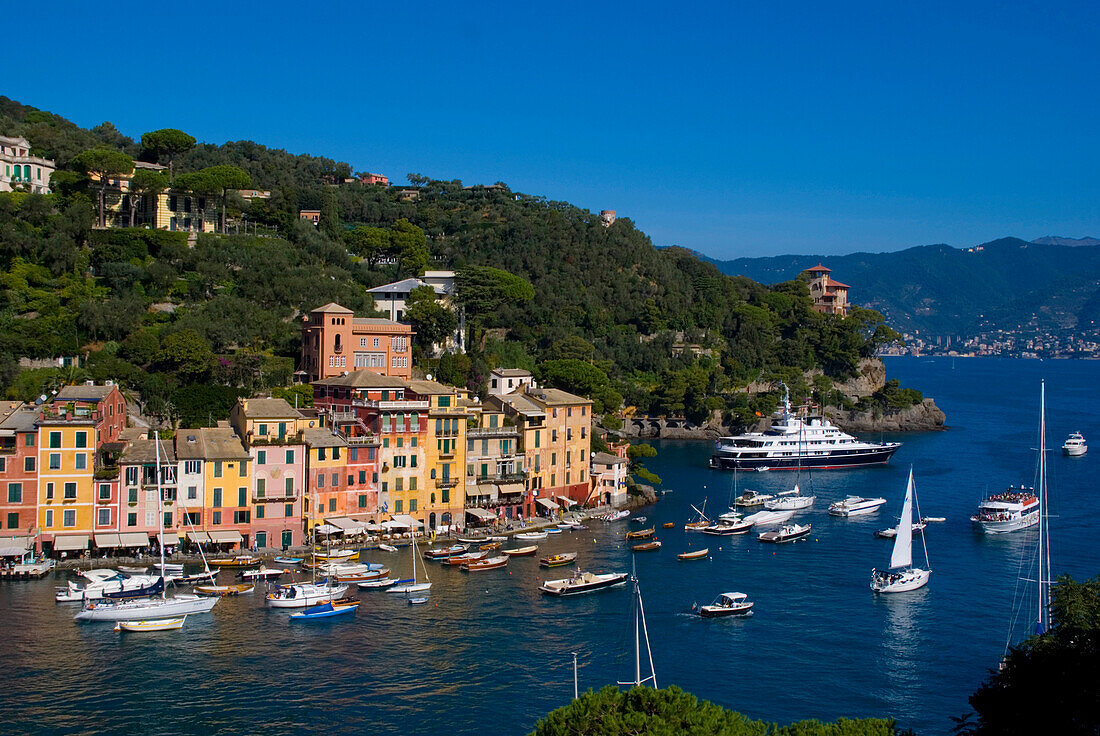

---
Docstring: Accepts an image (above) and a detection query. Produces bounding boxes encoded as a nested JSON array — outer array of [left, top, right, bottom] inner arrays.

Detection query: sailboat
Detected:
[[1002, 381, 1054, 665], [75, 432, 219, 622], [765, 418, 815, 510], [617, 561, 656, 689], [387, 534, 431, 595], [684, 499, 710, 530], [267, 494, 349, 608], [870, 467, 931, 593]]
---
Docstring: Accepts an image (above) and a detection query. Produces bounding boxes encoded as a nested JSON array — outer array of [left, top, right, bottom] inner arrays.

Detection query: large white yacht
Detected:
[[710, 386, 900, 471], [1062, 432, 1087, 456], [971, 486, 1040, 534]]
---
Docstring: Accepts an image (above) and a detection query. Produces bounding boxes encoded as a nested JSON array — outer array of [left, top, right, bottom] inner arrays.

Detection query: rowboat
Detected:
[[377, 544, 398, 552], [678, 548, 709, 560], [502, 545, 538, 557], [488, 536, 508, 542], [477, 541, 502, 551], [515, 531, 548, 541], [194, 583, 253, 597], [333, 567, 390, 583], [208, 556, 260, 569], [456, 537, 486, 544], [408, 597, 429, 605], [539, 552, 578, 568], [625, 528, 654, 540], [661, 522, 675, 529], [309, 549, 358, 563], [631, 540, 661, 552], [546, 528, 563, 535], [684, 521, 710, 530], [357, 577, 397, 590], [272, 556, 304, 566], [423, 545, 467, 560], [444, 552, 488, 567], [289, 598, 359, 621], [462, 556, 508, 571], [113, 617, 187, 633], [238, 567, 285, 581]]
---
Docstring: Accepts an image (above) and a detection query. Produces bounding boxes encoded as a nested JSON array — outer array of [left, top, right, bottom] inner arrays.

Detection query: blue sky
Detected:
[[7, 1, 1099, 258]]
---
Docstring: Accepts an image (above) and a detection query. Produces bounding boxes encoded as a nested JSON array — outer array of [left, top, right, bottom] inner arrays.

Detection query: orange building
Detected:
[[804, 264, 850, 317], [300, 303, 415, 382]]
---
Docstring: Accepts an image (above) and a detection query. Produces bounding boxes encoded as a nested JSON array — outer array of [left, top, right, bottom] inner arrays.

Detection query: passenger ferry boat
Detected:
[[971, 486, 1040, 534], [709, 386, 900, 471]]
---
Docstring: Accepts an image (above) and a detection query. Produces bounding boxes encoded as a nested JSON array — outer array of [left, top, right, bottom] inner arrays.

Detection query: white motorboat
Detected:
[[56, 570, 165, 603], [378, 544, 398, 553], [732, 490, 773, 509], [74, 594, 218, 621], [874, 522, 926, 539], [117, 565, 149, 575], [971, 486, 1039, 533], [701, 519, 754, 536], [357, 577, 397, 590], [695, 592, 754, 617], [871, 468, 932, 593], [152, 562, 184, 574], [757, 523, 812, 543], [828, 496, 887, 517], [266, 582, 350, 608], [764, 487, 816, 511], [238, 566, 285, 581], [114, 617, 186, 633], [603, 510, 630, 522], [711, 384, 900, 470], [742, 509, 796, 526], [539, 570, 629, 596], [515, 531, 548, 541], [1062, 431, 1087, 456]]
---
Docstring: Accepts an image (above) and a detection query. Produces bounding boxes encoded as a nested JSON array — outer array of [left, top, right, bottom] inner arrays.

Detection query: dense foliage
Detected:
[[528, 685, 900, 736], [0, 96, 909, 429], [966, 575, 1100, 735]]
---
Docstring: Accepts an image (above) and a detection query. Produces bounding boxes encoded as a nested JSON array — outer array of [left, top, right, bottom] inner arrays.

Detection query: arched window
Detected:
[[429, 512, 437, 529]]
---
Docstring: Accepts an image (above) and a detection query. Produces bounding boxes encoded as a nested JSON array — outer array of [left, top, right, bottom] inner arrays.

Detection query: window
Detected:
[[395, 478, 403, 492], [64, 483, 76, 500], [552, 430, 558, 443], [239, 462, 247, 478], [238, 488, 247, 507], [212, 511, 222, 525], [330, 472, 338, 487], [317, 474, 325, 488], [551, 453, 556, 466], [285, 450, 294, 463], [49, 453, 61, 470], [126, 467, 138, 485], [348, 474, 354, 486], [258, 424, 267, 437], [49, 431, 61, 448], [188, 485, 197, 501], [128, 488, 137, 504], [409, 499, 417, 512], [164, 512, 172, 528], [45, 510, 53, 528], [358, 495, 367, 508], [26, 432, 34, 447], [75, 454, 86, 471], [186, 512, 201, 526], [256, 478, 265, 498], [127, 512, 136, 527], [256, 505, 265, 519], [318, 447, 327, 461], [257, 450, 266, 465], [212, 488, 222, 507], [214, 462, 223, 478], [285, 504, 294, 518], [410, 477, 417, 491], [382, 482, 387, 493], [98, 484, 110, 501], [285, 477, 294, 495], [395, 500, 403, 513], [6, 513, 17, 529], [535, 431, 540, 448], [551, 474, 556, 486], [63, 510, 76, 527], [24, 457, 34, 473], [185, 460, 200, 474], [328, 499, 336, 512], [75, 431, 87, 448], [441, 488, 449, 503], [333, 447, 340, 460]]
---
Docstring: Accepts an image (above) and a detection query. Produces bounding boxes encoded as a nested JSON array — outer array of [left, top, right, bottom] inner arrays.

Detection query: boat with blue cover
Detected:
[[289, 598, 360, 621]]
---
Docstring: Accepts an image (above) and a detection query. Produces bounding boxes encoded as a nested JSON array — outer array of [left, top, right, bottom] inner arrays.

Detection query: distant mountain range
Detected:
[[700, 237, 1100, 336]]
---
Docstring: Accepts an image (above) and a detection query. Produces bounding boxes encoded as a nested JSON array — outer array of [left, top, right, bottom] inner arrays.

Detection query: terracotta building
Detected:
[[804, 264, 850, 317], [300, 303, 415, 382]]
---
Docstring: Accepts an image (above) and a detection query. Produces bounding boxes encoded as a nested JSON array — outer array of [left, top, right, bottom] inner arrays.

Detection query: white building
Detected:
[[0, 136, 54, 194], [488, 368, 535, 397], [366, 270, 465, 354], [590, 451, 628, 507]]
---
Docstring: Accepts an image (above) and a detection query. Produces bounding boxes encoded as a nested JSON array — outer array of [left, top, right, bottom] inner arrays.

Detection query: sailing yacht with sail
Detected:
[[870, 468, 931, 593]]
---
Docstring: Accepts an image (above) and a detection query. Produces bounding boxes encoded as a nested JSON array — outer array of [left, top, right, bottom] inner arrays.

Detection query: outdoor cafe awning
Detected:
[[118, 533, 150, 547], [498, 482, 525, 495], [93, 533, 122, 548], [158, 532, 180, 546], [0, 536, 34, 557], [186, 531, 212, 543], [383, 514, 424, 530], [313, 524, 341, 535], [465, 507, 495, 521], [325, 517, 366, 532], [536, 498, 558, 511], [54, 533, 90, 551], [208, 531, 242, 544]]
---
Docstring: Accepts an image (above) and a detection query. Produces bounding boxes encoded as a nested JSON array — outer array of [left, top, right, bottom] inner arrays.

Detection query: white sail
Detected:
[[889, 468, 915, 570]]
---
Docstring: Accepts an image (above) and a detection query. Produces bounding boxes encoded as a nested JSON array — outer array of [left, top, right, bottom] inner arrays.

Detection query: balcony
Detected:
[[247, 430, 304, 446], [472, 471, 526, 484], [253, 491, 297, 502], [0, 445, 17, 455], [330, 410, 357, 422], [467, 427, 519, 440], [435, 478, 459, 489], [94, 466, 120, 480], [353, 399, 430, 410]]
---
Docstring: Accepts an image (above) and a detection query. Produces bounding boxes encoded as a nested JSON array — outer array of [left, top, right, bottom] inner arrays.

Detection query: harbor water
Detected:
[[0, 356, 1095, 735]]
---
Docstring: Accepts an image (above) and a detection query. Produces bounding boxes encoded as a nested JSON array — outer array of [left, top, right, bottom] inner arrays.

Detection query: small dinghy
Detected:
[[695, 592, 754, 618], [377, 544, 398, 553], [631, 540, 661, 552], [661, 522, 675, 529], [625, 528, 654, 540], [515, 531, 548, 541], [208, 555, 260, 568], [289, 598, 359, 621], [357, 577, 397, 590], [117, 565, 148, 575], [456, 537, 486, 544], [462, 556, 508, 571], [874, 522, 926, 539], [678, 548, 708, 560], [114, 616, 187, 633], [407, 597, 429, 605], [273, 556, 304, 566], [502, 545, 538, 557], [476, 540, 503, 550], [423, 545, 467, 560], [545, 528, 563, 535], [175, 570, 218, 585], [239, 567, 285, 581], [539, 552, 578, 568], [194, 583, 254, 597], [444, 552, 489, 567]]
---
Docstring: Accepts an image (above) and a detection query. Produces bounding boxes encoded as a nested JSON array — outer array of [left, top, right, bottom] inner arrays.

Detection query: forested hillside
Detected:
[[0, 96, 907, 428], [703, 239, 1100, 336]]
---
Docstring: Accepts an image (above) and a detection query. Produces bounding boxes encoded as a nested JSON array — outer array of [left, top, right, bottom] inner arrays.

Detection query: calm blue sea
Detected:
[[0, 357, 1095, 735]]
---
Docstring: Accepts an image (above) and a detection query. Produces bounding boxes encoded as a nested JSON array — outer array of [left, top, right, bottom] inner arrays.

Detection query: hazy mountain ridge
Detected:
[[701, 238, 1100, 336]]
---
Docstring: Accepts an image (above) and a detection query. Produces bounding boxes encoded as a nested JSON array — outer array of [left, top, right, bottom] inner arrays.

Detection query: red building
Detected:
[[0, 402, 40, 537], [300, 303, 414, 382]]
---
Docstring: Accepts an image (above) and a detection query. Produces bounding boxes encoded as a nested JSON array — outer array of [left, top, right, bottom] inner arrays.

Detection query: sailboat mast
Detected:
[[633, 573, 641, 686], [1037, 381, 1048, 634], [155, 431, 166, 600]]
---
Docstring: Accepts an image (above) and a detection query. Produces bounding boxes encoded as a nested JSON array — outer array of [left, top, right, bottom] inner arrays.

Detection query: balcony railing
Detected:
[[253, 491, 297, 502], [470, 471, 526, 484], [247, 431, 305, 446], [0, 446, 17, 455], [353, 399, 430, 410], [330, 411, 357, 422], [435, 478, 459, 489], [467, 427, 519, 439]]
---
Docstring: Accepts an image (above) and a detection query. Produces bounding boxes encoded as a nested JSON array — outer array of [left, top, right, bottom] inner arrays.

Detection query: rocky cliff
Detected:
[[824, 398, 947, 432]]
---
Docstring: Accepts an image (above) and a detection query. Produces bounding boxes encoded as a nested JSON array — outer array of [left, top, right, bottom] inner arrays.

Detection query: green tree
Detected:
[[140, 128, 196, 180], [71, 147, 134, 228], [405, 285, 458, 355], [127, 169, 169, 228], [345, 225, 394, 268], [456, 265, 535, 316], [173, 170, 219, 229], [200, 165, 252, 233], [156, 329, 215, 382], [390, 218, 428, 277]]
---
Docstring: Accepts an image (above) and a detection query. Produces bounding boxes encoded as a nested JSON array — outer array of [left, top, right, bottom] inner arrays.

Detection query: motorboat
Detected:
[[602, 510, 630, 522], [266, 582, 349, 608], [152, 562, 184, 574], [332, 567, 390, 583], [289, 598, 359, 621], [444, 552, 489, 566], [117, 565, 148, 575], [717, 510, 743, 522], [1062, 431, 1087, 456], [74, 594, 218, 622], [272, 556, 304, 566], [377, 544, 398, 553], [695, 592, 754, 617], [56, 570, 165, 603], [239, 567, 285, 581], [545, 528, 563, 535], [488, 536, 508, 542], [462, 555, 508, 571], [742, 509, 796, 526], [764, 488, 816, 511], [407, 597, 429, 605], [194, 583, 253, 597], [871, 468, 932, 593], [538, 570, 629, 596], [733, 490, 773, 509], [701, 519, 754, 536], [631, 540, 661, 552], [317, 561, 386, 576], [539, 552, 578, 568], [631, 516, 648, 524], [677, 548, 708, 560], [357, 577, 397, 590], [625, 527, 654, 540], [828, 497, 887, 517], [971, 486, 1039, 533], [515, 531, 549, 541], [502, 545, 538, 556], [874, 522, 926, 539], [757, 523, 812, 543], [710, 384, 900, 470], [208, 555, 261, 568], [423, 545, 467, 560], [114, 617, 186, 633]]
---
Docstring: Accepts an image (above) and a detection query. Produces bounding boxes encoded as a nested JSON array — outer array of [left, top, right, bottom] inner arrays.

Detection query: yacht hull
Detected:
[[710, 444, 899, 471], [871, 568, 931, 593]]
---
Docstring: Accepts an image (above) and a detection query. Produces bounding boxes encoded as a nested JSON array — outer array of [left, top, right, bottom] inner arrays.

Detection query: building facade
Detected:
[[300, 303, 414, 382], [0, 402, 40, 536], [0, 135, 54, 194], [805, 264, 850, 317]]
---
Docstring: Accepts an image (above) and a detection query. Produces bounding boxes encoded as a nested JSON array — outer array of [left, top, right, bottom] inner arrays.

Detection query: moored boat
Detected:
[[477, 541, 502, 551], [1062, 431, 1087, 456], [114, 617, 187, 633], [602, 510, 630, 522], [757, 523, 812, 543], [661, 522, 675, 528], [117, 565, 148, 575], [538, 570, 629, 596], [423, 545, 467, 560], [625, 527, 654, 540], [208, 555, 261, 568], [631, 540, 661, 552], [377, 544, 398, 553], [764, 488, 816, 511], [289, 598, 359, 621], [828, 496, 887, 517], [678, 548, 708, 560], [871, 468, 932, 593], [357, 577, 397, 590], [195, 583, 253, 597], [695, 592, 754, 617], [701, 519, 754, 536], [742, 509, 796, 526], [74, 594, 219, 622], [733, 490, 773, 509], [238, 566, 285, 581], [539, 552, 578, 568], [332, 567, 390, 583], [502, 545, 538, 557], [272, 556, 304, 566], [874, 522, 926, 539], [515, 531, 548, 541], [266, 582, 349, 608], [462, 555, 508, 571], [444, 552, 489, 567]]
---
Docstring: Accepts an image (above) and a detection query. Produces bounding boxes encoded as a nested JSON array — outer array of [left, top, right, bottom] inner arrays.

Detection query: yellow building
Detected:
[[36, 419, 97, 545], [303, 428, 350, 532], [407, 380, 470, 531], [194, 423, 252, 550]]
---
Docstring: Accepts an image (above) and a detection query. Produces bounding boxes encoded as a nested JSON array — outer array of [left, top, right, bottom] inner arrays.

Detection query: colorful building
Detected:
[[299, 303, 415, 382], [590, 452, 628, 507], [0, 135, 54, 194], [804, 264, 850, 317], [0, 402, 40, 537], [408, 379, 469, 531], [194, 423, 252, 550], [113, 433, 176, 554], [464, 406, 525, 524]]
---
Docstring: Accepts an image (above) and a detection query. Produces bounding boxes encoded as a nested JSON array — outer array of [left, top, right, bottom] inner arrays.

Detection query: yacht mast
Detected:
[[1037, 381, 1049, 635], [618, 560, 656, 688], [155, 431, 166, 600]]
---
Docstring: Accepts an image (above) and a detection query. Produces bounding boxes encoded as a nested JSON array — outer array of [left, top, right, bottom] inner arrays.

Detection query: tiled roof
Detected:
[[313, 371, 409, 389], [237, 398, 302, 419], [524, 386, 592, 407], [311, 302, 353, 313], [55, 384, 117, 402], [303, 428, 349, 448], [120, 438, 177, 464], [367, 278, 445, 296]]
